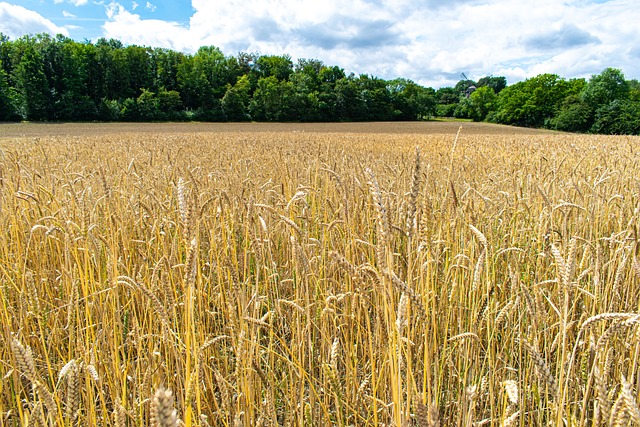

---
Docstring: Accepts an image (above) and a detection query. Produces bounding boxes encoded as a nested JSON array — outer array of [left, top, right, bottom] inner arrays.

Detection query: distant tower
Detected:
[[461, 73, 477, 98]]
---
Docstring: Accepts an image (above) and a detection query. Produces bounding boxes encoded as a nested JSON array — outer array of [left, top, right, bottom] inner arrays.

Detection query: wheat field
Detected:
[[1, 122, 640, 426]]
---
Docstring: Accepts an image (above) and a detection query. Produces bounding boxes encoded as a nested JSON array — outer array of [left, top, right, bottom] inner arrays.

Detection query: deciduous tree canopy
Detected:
[[0, 33, 638, 134]]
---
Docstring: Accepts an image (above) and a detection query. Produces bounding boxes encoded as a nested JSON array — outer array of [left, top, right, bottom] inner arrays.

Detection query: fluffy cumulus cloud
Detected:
[[0, 2, 69, 38], [102, 3, 192, 51], [96, 0, 640, 86]]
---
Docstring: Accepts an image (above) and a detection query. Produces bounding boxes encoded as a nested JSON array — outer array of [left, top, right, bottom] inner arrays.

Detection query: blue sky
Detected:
[[1, 0, 639, 88]]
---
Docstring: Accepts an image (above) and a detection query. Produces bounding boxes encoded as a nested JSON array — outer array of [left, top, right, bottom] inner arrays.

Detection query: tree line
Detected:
[[0, 33, 435, 123], [0, 33, 639, 134], [451, 69, 640, 135]]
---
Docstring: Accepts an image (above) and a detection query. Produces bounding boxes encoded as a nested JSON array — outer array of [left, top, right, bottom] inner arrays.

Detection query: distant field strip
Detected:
[[1, 124, 640, 426]]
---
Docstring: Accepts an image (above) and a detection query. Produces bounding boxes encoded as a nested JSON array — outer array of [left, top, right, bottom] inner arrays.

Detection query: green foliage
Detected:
[[120, 97, 139, 121], [357, 75, 393, 121], [548, 95, 592, 132], [581, 68, 628, 109], [255, 54, 293, 81], [0, 58, 18, 121], [436, 103, 456, 118], [590, 99, 640, 134], [0, 33, 638, 132], [99, 98, 122, 121], [469, 86, 496, 121], [436, 87, 459, 105], [629, 79, 640, 102], [12, 42, 51, 120], [454, 79, 476, 98], [250, 76, 299, 121], [387, 78, 436, 120], [453, 97, 473, 119], [157, 88, 183, 120], [222, 75, 251, 121], [492, 74, 579, 128], [477, 76, 506, 94], [136, 88, 160, 121]]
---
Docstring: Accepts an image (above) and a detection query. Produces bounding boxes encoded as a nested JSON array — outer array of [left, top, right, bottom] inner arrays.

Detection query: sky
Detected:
[[1, 0, 639, 88]]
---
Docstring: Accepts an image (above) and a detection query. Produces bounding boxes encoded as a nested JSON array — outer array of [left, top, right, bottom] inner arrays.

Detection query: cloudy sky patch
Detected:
[[0, 0, 638, 87], [0, 2, 69, 38], [524, 24, 600, 51]]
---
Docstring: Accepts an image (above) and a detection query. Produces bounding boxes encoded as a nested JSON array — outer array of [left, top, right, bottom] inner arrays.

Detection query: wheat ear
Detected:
[[10, 337, 38, 381], [407, 146, 421, 238], [365, 168, 389, 272], [521, 339, 558, 397], [151, 387, 179, 427]]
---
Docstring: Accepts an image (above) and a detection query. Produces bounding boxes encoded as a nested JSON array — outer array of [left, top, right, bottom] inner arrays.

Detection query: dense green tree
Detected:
[[290, 61, 346, 121], [469, 85, 497, 121], [12, 42, 51, 120], [255, 54, 293, 81], [0, 58, 17, 120], [435, 87, 459, 105], [581, 68, 629, 109], [176, 54, 198, 109], [84, 40, 107, 103], [125, 45, 153, 98], [157, 88, 183, 120], [192, 46, 231, 100], [107, 45, 134, 99], [387, 78, 436, 120], [548, 95, 592, 132], [590, 99, 640, 134], [435, 87, 459, 117], [332, 75, 362, 121], [151, 48, 184, 92], [176, 46, 238, 117], [629, 79, 640, 102], [99, 98, 122, 121], [136, 88, 159, 120], [492, 74, 574, 127], [477, 76, 507, 94], [358, 74, 393, 121], [413, 86, 437, 119], [55, 38, 97, 120], [250, 76, 298, 121], [221, 75, 251, 121], [454, 97, 474, 119], [0, 33, 11, 74], [120, 97, 139, 121], [314, 66, 346, 121]]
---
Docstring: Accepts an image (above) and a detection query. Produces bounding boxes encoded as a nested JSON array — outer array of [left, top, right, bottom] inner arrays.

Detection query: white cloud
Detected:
[[132, 1, 139, 11], [0, 2, 69, 38], [100, 0, 640, 87], [145, 2, 156, 12], [54, 0, 88, 5], [62, 10, 77, 18], [103, 3, 193, 50]]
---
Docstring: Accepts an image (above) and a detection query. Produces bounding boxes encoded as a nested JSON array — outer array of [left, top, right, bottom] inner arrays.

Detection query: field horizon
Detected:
[[0, 120, 557, 138]]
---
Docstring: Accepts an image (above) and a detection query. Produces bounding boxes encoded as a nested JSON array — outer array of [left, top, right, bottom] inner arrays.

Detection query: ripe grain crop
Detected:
[[1, 123, 640, 426]]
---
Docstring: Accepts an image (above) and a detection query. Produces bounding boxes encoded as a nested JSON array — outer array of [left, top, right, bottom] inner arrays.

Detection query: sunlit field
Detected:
[[2, 122, 640, 426]]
